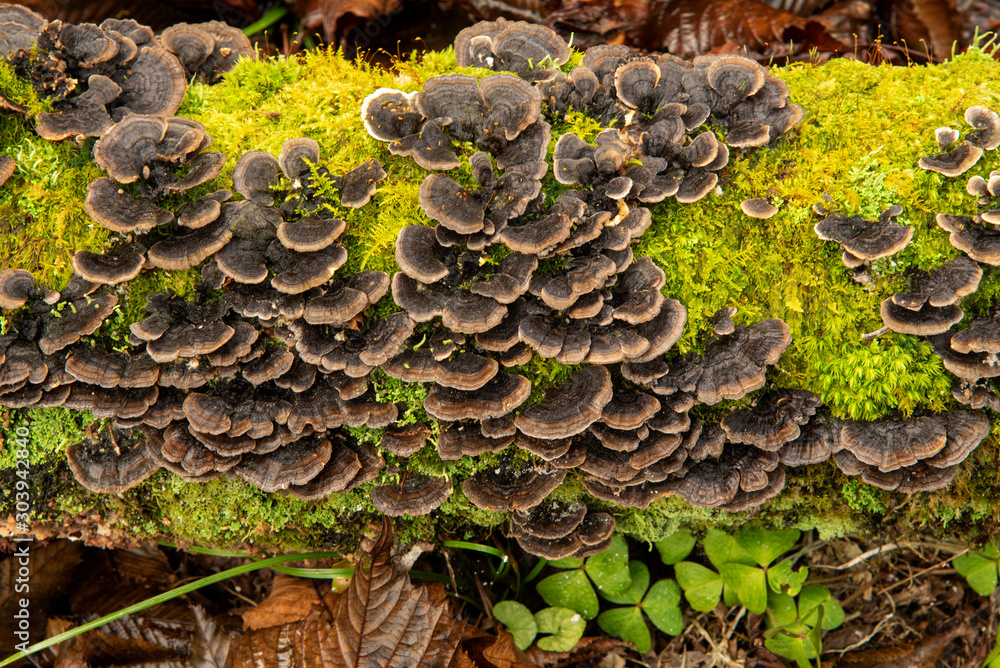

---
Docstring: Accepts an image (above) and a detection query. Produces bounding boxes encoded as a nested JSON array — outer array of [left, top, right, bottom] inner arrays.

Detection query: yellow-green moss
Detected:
[[4, 46, 1000, 552]]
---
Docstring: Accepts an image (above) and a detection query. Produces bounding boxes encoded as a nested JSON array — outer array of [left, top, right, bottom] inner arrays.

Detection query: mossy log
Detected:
[[3, 46, 1000, 554]]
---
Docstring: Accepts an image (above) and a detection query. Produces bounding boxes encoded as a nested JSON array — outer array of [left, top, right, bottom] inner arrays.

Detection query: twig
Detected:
[[862, 325, 889, 340], [829, 611, 894, 655], [691, 620, 742, 668], [876, 549, 968, 596], [810, 543, 901, 570]]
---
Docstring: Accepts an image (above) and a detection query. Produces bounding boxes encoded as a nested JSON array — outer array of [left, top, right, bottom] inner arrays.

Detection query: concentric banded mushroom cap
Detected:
[[424, 372, 531, 421], [720, 389, 821, 451], [93, 115, 167, 184], [696, 318, 791, 405], [515, 366, 613, 439], [233, 436, 333, 493], [361, 88, 423, 142], [277, 217, 346, 253], [85, 177, 174, 233], [232, 150, 282, 207], [71, 248, 145, 286], [814, 205, 913, 261], [0, 269, 38, 310], [371, 474, 451, 516], [147, 213, 232, 271], [965, 105, 1000, 150], [160, 23, 214, 77], [419, 174, 485, 234], [462, 463, 566, 511], [116, 47, 187, 118], [936, 214, 1000, 265], [919, 141, 983, 177], [741, 197, 778, 219], [891, 256, 981, 309], [480, 74, 541, 140], [284, 443, 362, 500], [923, 409, 990, 468], [67, 429, 159, 493], [840, 415, 947, 472], [277, 137, 320, 181], [338, 159, 386, 208], [879, 298, 964, 336]]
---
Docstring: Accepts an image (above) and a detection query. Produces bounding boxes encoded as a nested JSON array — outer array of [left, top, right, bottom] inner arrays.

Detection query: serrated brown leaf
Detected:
[[460, 631, 536, 668], [0, 541, 84, 647], [244, 574, 336, 631], [191, 604, 234, 667], [324, 518, 463, 667], [68, 545, 175, 616], [232, 518, 470, 668]]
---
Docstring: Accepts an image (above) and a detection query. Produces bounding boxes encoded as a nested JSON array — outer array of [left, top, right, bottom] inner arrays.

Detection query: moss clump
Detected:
[[4, 46, 1000, 553]]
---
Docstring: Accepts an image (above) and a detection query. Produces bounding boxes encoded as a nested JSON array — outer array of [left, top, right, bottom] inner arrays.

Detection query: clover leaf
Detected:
[[765, 585, 844, 667], [655, 529, 697, 565], [597, 561, 683, 653], [954, 544, 1000, 596], [535, 606, 586, 652], [674, 560, 723, 612], [536, 534, 631, 619], [736, 528, 801, 568], [493, 601, 538, 650]]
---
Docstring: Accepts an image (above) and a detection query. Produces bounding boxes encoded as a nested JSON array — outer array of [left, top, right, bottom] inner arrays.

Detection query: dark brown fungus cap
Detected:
[[283, 441, 362, 500], [462, 463, 566, 511], [919, 141, 983, 177], [389, 118, 460, 171], [0, 5, 44, 56], [965, 105, 1000, 151], [951, 313, 1000, 354], [243, 346, 295, 385], [277, 137, 319, 180], [717, 468, 785, 512], [381, 422, 429, 457], [696, 319, 791, 405], [338, 159, 387, 208], [196, 21, 254, 81], [437, 421, 512, 459], [424, 373, 530, 421], [85, 177, 173, 233], [533, 254, 617, 310], [720, 389, 821, 451], [515, 366, 613, 439], [479, 74, 541, 140], [361, 88, 423, 142], [923, 410, 989, 468], [626, 299, 688, 363], [470, 253, 537, 305], [234, 436, 332, 493], [512, 531, 581, 561], [629, 431, 683, 469], [395, 225, 449, 283], [178, 193, 226, 229], [668, 461, 740, 509], [67, 428, 159, 494], [511, 500, 587, 540], [814, 205, 913, 263], [159, 24, 213, 78], [436, 353, 499, 391], [841, 416, 947, 472], [271, 246, 348, 294], [777, 414, 839, 466], [936, 127, 959, 147], [582, 477, 673, 509], [65, 345, 124, 388], [441, 290, 507, 334], [0, 156, 13, 187], [71, 247, 144, 286], [148, 213, 232, 270], [712, 306, 738, 336], [371, 474, 451, 516], [232, 150, 282, 207], [40, 291, 117, 355], [303, 271, 389, 326], [601, 389, 660, 431], [879, 298, 963, 336], [741, 198, 778, 219], [892, 256, 982, 310], [895, 463, 959, 493], [0, 269, 37, 310], [115, 47, 187, 118], [91, 116, 163, 182], [419, 174, 485, 235], [936, 214, 1000, 265]]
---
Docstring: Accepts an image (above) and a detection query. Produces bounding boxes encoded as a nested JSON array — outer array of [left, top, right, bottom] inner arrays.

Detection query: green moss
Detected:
[[5, 46, 1000, 552]]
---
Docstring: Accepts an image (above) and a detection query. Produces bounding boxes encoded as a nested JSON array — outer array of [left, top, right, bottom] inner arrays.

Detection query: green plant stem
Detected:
[[242, 5, 289, 37], [443, 540, 507, 560], [0, 551, 340, 667]]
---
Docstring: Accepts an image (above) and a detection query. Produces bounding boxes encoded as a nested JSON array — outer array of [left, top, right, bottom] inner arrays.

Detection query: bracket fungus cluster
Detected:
[[814, 201, 914, 270], [919, 105, 1000, 177], [2, 13, 993, 560], [0, 4, 245, 141]]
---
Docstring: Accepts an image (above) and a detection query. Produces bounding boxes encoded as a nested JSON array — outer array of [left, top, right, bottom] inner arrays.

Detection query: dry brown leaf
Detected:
[[0, 541, 84, 648], [293, 0, 403, 42], [243, 573, 336, 631], [525, 636, 628, 667], [833, 625, 965, 668], [190, 604, 234, 667], [231, 517, 470, 668]]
